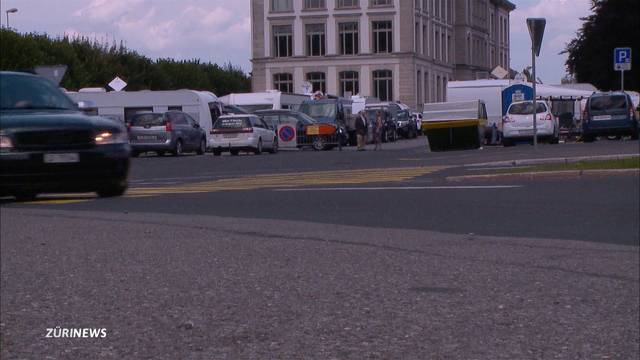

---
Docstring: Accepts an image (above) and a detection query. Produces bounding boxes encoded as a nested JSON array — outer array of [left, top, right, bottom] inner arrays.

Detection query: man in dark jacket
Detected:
[[355, 111, 368, 151]]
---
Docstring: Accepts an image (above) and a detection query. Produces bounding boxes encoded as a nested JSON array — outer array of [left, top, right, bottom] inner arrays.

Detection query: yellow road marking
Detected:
[[126, 166, 447, 196]]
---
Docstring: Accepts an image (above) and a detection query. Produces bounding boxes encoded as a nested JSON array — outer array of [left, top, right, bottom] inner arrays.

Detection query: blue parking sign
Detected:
[[614, 48, 631, 71]]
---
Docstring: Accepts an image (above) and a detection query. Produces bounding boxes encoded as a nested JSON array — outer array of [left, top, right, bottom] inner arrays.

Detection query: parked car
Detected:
[[255, 109, 325, 149], [502, 100, 559, 146], [582, 92, 639, 142], [0, 71, 130, 200], [395, 102, 418, 138], [128, 111, 207, 157], [210, 115, 278, 155], [411, 112, 423, 135]]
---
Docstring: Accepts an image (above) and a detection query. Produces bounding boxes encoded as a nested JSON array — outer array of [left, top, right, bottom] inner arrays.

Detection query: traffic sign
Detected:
[[614, 47, 631, 71], [108, 76, 127, 92], [277, 125, 297, 148]]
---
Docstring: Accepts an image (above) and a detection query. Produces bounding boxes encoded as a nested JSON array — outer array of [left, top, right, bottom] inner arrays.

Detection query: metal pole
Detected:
[[6, 13, 9, 28], [532, 48, 538, 149], [621, 70, 624, 91]]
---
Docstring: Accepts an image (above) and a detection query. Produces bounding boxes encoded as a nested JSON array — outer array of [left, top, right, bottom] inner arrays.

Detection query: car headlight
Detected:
[[94, 131, 128, 145], [0, 134, 14, 150]]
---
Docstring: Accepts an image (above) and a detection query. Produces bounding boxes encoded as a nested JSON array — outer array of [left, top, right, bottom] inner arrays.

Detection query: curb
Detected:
[[465, 154, 640, 168], [446, 168, 640, 182]]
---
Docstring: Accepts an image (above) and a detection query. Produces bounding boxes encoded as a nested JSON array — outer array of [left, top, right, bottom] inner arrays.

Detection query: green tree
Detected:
[[564, 0, 639, 91], [0, 28, 250, 94]]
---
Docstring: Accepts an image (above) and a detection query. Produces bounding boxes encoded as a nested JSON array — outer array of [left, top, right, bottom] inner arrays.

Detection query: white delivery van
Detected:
[[67, 89, 223, 148], [218, 90, 310, 113]]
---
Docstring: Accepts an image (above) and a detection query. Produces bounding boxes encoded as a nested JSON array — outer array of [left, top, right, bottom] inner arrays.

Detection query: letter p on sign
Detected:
[[614, 48, 631, 71]]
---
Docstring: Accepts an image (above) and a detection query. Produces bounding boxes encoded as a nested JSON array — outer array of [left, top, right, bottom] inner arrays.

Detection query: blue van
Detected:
[[582, 92, 639, 141]]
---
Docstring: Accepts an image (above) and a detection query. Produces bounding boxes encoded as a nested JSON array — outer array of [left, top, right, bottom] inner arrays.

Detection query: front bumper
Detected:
[[0, 143, 130, 195]]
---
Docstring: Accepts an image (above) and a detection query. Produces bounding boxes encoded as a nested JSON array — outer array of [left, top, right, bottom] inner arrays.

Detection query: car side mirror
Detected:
[[193, 123, 200, 128]]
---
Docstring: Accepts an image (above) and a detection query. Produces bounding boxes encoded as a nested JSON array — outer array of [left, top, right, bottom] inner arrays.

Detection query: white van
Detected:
[[67, 89, 223, 149], [218, 91, 310, 113]]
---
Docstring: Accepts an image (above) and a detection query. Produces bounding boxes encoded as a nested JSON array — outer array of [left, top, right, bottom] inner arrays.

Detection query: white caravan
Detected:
[[218, 91, 310, 113], [67, 89, 223, 147]]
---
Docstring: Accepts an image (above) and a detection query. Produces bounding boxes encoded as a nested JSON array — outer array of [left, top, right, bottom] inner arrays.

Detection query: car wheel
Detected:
[[13, 191, 38, 202], [131, 151, 140, 158], [254, 139, 263, 155], [196, 138, 206, 155], [502, 138, 515, 147], [312, 136, 325, 151], [269, 138, 278, 154], [157, 151, 166, 156], [631, 128, 639, 140], [96, 180, 127, 198], [173, 140, 183, 156], [213, 149, 222, 156], [230, 149, 240, 156], [583, 134, 595, 143]]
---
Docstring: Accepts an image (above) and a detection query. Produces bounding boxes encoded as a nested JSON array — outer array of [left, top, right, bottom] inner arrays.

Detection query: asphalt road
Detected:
[[1, 137, 639, 359]]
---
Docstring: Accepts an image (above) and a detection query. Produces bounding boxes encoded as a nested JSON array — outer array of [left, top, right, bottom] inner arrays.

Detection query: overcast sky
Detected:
[[1, 0, 592, 84]]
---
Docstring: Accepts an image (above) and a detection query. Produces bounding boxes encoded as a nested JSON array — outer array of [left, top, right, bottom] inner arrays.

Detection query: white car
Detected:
[[502, 101, 559, 146], [210, 115, 278, 155]]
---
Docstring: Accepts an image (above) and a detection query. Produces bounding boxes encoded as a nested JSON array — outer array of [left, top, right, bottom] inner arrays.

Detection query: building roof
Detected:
[[490, 0, 516, 11]]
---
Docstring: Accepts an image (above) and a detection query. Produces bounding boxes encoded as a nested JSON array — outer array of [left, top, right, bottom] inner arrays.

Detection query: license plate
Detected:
[[593, 115, 612, 121], [137, 135, 157, 140], [43, 153, 80, 163], [223, 134, 238, 138]]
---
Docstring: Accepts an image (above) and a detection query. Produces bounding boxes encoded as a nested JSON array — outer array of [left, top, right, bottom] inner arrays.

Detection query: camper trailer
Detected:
[[67, 89, 223, 149], [218, 91, 310, 113]]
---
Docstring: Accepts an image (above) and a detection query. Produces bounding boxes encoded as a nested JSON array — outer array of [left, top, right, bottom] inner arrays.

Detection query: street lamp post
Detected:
[[5, 8, 18, 28], [527, 18, 546, 150]]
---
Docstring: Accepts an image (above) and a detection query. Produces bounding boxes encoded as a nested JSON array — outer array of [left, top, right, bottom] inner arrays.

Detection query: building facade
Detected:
[[250, 0, 515, 110]]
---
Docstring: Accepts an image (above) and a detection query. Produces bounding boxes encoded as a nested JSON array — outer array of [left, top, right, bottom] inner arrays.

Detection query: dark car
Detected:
[[128, 111, 207, 156], [582, 92, 639, 141], [0, 71, 130, 200], [255, 109, 325, 149]]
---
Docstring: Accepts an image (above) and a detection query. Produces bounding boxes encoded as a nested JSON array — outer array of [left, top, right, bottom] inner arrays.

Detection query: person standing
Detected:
[[355, 110, 368, 151], [373, 111, 383, 150]]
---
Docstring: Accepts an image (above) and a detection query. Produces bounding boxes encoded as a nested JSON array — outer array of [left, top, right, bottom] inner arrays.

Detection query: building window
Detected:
[[273, 73, 293, 93], [339, 71, 359, 97], [372, 21, 393, 53], [271, 0, 293, 12], [370, 0, 392, 6], [304, 0, 325, 9], [273, 25, 293, 57], [337, 0, 358, 7], [306, 72, 326, 93], [306, 24, 326, 56], [373, 70, 392, 101], [339, 22, 359, 55]]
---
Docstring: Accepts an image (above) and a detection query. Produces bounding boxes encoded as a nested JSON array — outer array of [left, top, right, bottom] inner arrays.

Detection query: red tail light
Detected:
[[503, 115, 514, 123], [582, 109, 589, 122], [127, 123, 131, 131], [545, 113, 552, 121], [211, 129, 221, 134], [240, 127, 254, 133], [165, 121, 172, 132]]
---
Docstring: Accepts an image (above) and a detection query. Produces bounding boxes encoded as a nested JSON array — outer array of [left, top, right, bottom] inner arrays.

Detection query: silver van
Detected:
[[128, 111, 207, 156]]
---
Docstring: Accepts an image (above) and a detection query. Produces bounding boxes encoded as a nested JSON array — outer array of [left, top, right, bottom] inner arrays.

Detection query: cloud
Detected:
[[510, 0, 593, 83], [70, 0, 251, 69]]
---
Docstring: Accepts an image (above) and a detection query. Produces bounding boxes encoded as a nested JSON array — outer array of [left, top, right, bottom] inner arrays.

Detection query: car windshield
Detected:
[[0, 73, 76, 110], [299, 103, 336, 119], [590, 95, 627, 111], [508, 102, 547, 115], [297, 112, 317, 125], [131, 113, 166, 127], [214, 117, 250, 129]]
